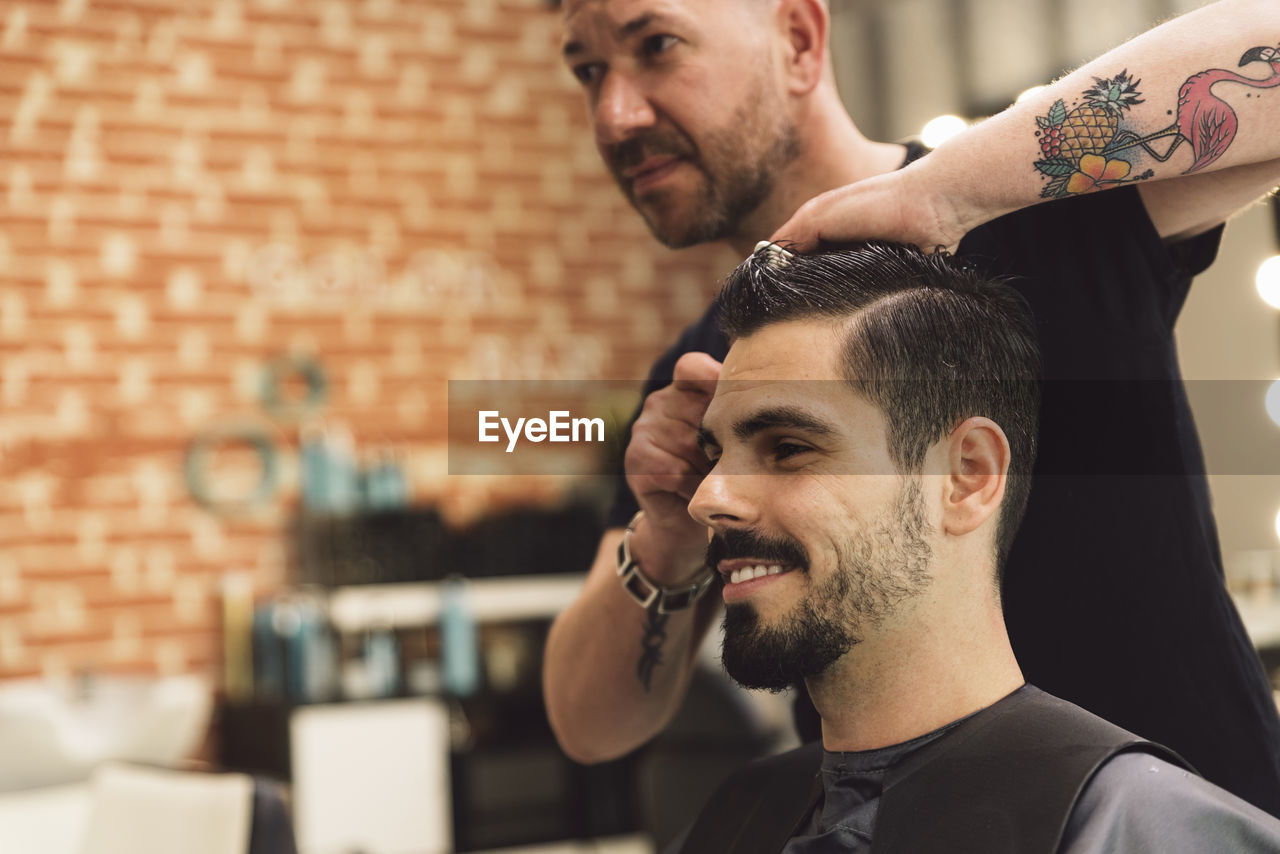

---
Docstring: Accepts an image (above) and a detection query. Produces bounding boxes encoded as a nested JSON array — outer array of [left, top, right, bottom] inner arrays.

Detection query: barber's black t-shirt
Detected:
[[605, 179, 1280, 815]]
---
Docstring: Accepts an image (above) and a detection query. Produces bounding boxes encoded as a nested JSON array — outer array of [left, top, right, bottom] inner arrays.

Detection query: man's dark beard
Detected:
[[605, 101, 800, 249], [716, 480, 934, 692]]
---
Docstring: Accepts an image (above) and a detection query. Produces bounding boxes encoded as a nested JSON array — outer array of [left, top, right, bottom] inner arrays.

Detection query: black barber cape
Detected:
[[677, 685, 1189, 854]]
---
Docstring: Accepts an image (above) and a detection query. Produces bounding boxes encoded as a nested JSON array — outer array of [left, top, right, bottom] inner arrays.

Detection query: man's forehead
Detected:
[[561, 0, 713, 40], [719, 320, 845, 383], [705, 323, 848, 424]]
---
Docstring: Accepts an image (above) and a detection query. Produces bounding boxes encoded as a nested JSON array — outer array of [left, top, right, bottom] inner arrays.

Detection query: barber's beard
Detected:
[[720, 480, 935, 693], [607, 99, 800, 249]]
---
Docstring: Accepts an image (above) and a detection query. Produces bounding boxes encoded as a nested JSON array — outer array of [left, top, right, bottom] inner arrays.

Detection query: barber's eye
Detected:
[[641, 34, 678, 57], [571, 63, 604, 85]]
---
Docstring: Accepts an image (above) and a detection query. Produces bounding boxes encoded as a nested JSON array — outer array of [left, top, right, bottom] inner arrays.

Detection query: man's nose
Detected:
[[594, 71, 656, 145], [689, 468, 759, 530]]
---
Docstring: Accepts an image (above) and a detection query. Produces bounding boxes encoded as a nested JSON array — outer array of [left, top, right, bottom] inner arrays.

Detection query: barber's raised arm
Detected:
[[544, 353, 722, 763], [776, 0, 1280, 251]]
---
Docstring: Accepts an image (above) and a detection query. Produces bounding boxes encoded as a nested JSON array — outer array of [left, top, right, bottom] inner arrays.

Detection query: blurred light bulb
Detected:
[[920, 115, 968, 148], [1267, 379, 1280, 427], [1016, 85, 1048, 104], [1273, 506, 1280, 543], [1256, 255, 1280, 308]]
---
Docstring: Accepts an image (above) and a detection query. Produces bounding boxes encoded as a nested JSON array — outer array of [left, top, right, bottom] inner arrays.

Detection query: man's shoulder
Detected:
[[1061, 751, 1280, 853]]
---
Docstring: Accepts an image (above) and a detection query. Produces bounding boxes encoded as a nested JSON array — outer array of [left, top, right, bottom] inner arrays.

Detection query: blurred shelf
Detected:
[[327, 575, 584, 632], [1235, 594, 1280, 649]]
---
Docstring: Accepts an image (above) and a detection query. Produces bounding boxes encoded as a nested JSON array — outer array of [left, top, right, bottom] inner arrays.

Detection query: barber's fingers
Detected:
[[629, 386, 711, 476], [671, 352, 721, 398], [770, 191, 831, 254], [625, 353, 722, 505], [771, 170, 964, 255], [625, 452, 706, 503]]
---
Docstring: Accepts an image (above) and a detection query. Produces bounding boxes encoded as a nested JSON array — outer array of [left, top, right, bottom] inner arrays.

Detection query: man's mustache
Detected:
[[606, 129, 697, 177], [706, 528, 809, 571]]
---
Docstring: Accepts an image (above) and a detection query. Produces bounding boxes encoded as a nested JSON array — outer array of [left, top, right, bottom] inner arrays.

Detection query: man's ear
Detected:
[[775, 0, 827, 96], [941, 417, 1009, 537]]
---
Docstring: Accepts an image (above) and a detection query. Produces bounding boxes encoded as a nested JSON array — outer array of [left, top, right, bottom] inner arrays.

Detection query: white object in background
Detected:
[[1256, 256, 1280, 308], [920, 114, 968, 148], [1265, 379, 1280, 428], [0, 783, 91, 854], [0, 675, 212, 792], [328, 575, 584, 632], [79, 763, 253, 854], [1015, 85, 1048, 103], [291, 699, 451, 854]]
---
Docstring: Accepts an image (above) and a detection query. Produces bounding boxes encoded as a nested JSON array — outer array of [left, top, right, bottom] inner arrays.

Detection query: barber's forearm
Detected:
[[543, 528, 708, 763], [927, 0, 1280, 231]]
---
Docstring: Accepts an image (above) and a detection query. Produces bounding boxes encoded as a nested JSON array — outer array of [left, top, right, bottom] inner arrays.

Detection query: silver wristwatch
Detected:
[[616, 511, 716, 613]]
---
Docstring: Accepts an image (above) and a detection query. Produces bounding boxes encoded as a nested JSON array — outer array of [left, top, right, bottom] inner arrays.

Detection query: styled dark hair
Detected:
[[717, 242, 1041, 572]]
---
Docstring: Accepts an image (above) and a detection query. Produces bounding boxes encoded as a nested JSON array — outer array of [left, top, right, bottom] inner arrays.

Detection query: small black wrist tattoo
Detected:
[[636, 607, 669, 692]]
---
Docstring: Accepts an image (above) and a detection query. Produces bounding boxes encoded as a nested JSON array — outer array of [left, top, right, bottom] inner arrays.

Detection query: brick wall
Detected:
[[0, 0, 735, 681]]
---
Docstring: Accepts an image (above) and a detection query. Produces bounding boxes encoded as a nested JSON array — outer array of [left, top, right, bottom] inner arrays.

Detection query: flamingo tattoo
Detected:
[[1104, 46, 1280, 173]]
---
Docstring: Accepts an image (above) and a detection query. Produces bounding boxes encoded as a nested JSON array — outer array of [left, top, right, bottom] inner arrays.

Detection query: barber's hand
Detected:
[[771, 165, 968, 254], [624, 352, 721, 583]]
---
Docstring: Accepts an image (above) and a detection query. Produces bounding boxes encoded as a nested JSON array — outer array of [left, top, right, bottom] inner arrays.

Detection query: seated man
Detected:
[[671, 243, 1280, 853]]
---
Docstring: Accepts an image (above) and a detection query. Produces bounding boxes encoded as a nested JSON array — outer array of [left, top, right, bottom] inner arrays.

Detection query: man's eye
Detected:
[[641, 34, 678, 57], [774, 442, 810, 461], [572, 63, 604, 85]]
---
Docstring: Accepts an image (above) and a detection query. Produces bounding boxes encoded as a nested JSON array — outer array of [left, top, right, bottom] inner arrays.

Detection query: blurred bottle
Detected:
[[441, 576, 480, 697]]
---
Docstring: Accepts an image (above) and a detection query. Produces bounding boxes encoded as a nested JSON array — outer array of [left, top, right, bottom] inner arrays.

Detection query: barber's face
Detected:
[[560, 0, 800, 248], [689, 320, 935, 690]]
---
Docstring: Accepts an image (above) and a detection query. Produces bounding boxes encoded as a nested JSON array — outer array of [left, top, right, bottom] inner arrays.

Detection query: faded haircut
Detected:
[[716, 242, 1041, 574]]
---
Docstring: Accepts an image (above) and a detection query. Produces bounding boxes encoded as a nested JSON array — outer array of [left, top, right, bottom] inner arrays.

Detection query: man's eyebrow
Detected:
[[618, 12, 658, 39], [733, 406, 836, 442]]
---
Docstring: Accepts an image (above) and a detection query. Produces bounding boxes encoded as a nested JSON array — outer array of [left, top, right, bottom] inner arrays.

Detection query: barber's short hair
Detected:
[[717, 242, 1041, 572]]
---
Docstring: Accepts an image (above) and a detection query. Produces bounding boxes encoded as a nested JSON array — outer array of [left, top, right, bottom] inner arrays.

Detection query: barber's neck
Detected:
[[722, 91, 908, 257], [805, 573, 1024, 753]]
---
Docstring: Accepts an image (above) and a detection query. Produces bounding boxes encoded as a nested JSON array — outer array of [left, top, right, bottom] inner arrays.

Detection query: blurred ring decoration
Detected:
[[185, 354, 409, 518], [259, 352, 328, 422], [185, 421, 282, 517], [185, 353, 328, 518]]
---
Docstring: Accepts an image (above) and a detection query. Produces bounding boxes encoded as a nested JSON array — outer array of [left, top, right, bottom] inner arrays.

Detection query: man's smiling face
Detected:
[[559, 0, 800, 248], [690, 319, 935, 690]]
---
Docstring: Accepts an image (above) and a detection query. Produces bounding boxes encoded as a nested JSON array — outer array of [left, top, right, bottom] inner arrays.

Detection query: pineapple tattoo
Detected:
[[1057, 73, 1143, 159], [1031, 48, 1280, 198], [1034, 71, 1155, 198]]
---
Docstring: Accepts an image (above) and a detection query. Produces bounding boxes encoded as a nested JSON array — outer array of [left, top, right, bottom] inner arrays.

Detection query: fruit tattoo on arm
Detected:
[[1034, 46, 1280, 198]]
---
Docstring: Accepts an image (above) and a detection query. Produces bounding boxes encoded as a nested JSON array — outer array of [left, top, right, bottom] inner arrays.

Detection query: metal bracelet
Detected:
[[616, 511, 716, 614]]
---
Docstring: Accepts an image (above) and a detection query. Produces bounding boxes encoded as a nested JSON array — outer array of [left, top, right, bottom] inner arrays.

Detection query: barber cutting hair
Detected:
[[545, 0, 1280, 817]]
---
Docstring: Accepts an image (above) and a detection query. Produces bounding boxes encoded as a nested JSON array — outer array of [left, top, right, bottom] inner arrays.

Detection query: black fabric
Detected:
[[679, 685, 1188, 854], [249, 778, 298, 854], [605, 183, 1280, 814], [874, 686, 1190, 854], [677, 739, 825, 854]]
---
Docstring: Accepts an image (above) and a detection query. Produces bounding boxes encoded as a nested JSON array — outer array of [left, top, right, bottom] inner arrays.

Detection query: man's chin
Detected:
[[631, 194, 730, 250], [720, 602, 853, 692], [721, 605, 805, 693]]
